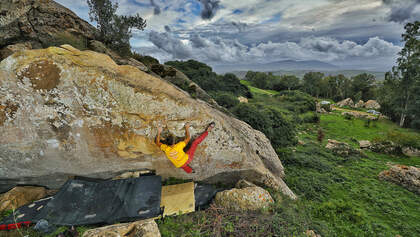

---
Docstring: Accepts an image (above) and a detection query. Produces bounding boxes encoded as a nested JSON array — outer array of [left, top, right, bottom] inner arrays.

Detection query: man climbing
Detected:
[[155, 122, 215, 173]]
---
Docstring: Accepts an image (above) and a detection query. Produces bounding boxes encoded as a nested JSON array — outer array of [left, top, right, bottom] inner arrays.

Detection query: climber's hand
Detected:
[[157, 125, 163, 133], [185, 122, 190, 129]]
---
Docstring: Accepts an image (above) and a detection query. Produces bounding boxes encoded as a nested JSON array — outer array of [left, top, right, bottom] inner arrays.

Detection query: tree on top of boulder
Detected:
[[87, 0, 146, 56]]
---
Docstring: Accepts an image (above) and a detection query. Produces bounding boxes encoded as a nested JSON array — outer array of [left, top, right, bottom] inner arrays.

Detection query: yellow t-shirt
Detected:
[[160, 142, 189, 168]]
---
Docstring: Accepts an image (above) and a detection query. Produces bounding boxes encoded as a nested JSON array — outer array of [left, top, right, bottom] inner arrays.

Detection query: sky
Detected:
[[55, 0, 420, 72]]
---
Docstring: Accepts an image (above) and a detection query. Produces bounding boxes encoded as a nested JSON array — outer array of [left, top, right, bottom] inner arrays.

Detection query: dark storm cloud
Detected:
[[190, 34, 208, 48], [150, 0, 161, 15], [382, 0, 420, 23], [164, 25, 171, 32], [199, 0, 220, 20], [231, 21, 248, 32], [149, 31, 192, 59]]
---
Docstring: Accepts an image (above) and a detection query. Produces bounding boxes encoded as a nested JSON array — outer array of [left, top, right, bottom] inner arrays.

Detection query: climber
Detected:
[[155, 122, 215, 173]]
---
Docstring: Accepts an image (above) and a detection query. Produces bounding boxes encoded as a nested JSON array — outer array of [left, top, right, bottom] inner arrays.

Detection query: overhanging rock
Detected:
[[0, 45, 296, 199]]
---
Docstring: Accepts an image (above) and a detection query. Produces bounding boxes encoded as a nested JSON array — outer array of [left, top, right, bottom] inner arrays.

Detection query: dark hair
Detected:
[[163, 134, 176, 146]]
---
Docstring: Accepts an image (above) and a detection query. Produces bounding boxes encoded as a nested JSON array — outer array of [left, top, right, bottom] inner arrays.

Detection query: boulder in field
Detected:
[[325, 139, 363, 157], [336, 98, 354, 108], [379, 164, 420, 195], [402, 147, 420, 157], [213, 186, 274, 211], [359, 140, 371, 149], [365, 100, 380, 109], [355, 100, 365, 108], [0, 45, 295, 199]]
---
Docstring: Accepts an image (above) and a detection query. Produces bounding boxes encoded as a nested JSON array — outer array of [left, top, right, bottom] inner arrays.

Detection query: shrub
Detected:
[[44, 32, 88, 50], [275, 90, 316, 113], [385, 130, 420, 149], [130, 52, 159, 67], [301, 112, 320, 124], [211, 92, 239, 109]]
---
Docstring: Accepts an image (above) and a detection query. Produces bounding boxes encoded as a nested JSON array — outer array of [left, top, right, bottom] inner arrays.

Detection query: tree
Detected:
[[280, 75, 300, 91], [350, 73, 376, 101], [302, 72, 324, 98], [87, 0, 146, 55], [380, 21, 420, 128]]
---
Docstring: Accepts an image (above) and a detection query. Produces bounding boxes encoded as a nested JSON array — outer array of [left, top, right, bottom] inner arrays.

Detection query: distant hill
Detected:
[[230, 70, 386, 81], [213, 60, 339, 73]]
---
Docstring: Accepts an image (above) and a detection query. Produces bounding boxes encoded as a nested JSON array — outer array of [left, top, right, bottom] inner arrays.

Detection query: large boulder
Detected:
[[379, 165, 420, 195], [325, 139, 362, 157], [0, 0, 96, 50], [213, 186, 274, 211], [0, 186, 48, 212], [402, 147, 420, 157], [336, 98, 354, 108], [365, 100, 380, 109], [82, 219, 161, 237], [0, 45, 296, 199], [355, 100, 365, 108]]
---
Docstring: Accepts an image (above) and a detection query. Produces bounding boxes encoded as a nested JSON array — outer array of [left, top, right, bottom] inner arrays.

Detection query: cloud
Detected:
[[382, 0, 420, 23], [150, 0, 161, 15], [199, 0, 220, 19], [164, 25, 171, 32], [149, 31, 192, 59]]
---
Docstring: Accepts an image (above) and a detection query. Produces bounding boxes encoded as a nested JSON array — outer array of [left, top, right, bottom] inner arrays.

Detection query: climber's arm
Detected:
[[155, 126, 163, 147], [184, 123, 191, 144]]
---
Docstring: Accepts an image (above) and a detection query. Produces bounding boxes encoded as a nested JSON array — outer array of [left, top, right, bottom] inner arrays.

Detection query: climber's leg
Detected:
[[181, 164, 193, 173], [184, 131, 208, 166]]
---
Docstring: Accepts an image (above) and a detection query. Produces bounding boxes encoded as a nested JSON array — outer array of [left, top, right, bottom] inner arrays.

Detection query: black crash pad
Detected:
[[0, 176, 162, 226]]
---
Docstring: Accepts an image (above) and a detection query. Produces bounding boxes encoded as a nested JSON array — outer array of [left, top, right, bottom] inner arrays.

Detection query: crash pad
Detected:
[[160, 182, 195, 217], [0, 176, 162, 226]]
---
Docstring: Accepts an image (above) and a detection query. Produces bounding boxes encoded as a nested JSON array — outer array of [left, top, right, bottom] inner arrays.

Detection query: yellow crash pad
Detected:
[[160, 182, 195, 217]]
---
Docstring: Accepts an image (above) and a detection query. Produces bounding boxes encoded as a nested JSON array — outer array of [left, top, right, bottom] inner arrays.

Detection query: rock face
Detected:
[[0, 45, 296, 199], [336, 98, 354, 108], [213, 186, 274, 211], [365, 100, 380, 109], [0, 186, 48, 212], [82, 219, 161, 237], [379, 165, 420, 195], [0, 0, 96, 51]]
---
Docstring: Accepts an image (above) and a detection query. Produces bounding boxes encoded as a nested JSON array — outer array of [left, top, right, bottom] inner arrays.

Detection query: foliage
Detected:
[[210, 91, 239, 109], [350, 73, 376, 101], [230, 103, 297, 147], [377, 21, 420, 128], [382, 130, 420, 149], [43, 32, 88, 50], [302, 72, 324, 98], [165, 60, 251, 98], [130, 51, 160, 67], [301, 112, 320, 124], [87, 0, 146, 56], [275, 90, 316, 114]]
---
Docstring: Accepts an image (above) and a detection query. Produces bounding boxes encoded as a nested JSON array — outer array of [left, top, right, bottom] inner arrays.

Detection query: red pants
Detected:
[[181, 131, 208, 173]]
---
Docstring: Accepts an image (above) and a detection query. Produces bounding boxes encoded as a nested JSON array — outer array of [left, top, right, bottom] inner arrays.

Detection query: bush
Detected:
[[231, 103, 297, 147], [301, 112, 320, 124], [275, 90, 316, 113], [211, 92, 239, 109], [385, 130, 420, 149], [130, 52, 159, 67], [44, 32, 88, 50]]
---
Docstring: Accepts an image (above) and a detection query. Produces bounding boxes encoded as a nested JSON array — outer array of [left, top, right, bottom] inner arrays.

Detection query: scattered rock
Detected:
[[214, 186, 274, 211], [365, 100, 381, 109], [325, 139, 362, 157], [0, 186, 48, 212], [0, 45, 296, 199], [359, 140, 371, 149], [238, 96, 248, 103], [355, 100, 365, 108], [370, 141, 402, 155], [0, 42, 32, 60], [305, 230, 321, 237], [402, 147, 420, 157], [82, 219, 161, 237], [235, 179, 257, 189], [336, 98, 354, 108], [341, 111, 377, 120], [379, 164, 420, 195]]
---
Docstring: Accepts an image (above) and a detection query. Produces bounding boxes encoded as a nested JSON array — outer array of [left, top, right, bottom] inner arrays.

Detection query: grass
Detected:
[[240, 80, 279, 96]]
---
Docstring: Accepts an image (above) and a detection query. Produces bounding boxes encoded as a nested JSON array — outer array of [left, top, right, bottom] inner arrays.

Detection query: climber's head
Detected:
[[163, 134, 177, 146]]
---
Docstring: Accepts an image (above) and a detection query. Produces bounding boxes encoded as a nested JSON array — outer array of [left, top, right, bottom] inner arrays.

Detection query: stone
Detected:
[[0, 0, 97, 49], [0, 186, 48, 212], [336, 98, 354, 108], [379, 164, 420, 195], [355, 100, 365, 108], [82, 219, 161, 237], [402, 147, 420, 157], [365, 100, 380, 109], [0, 45, 296, 199], [235, 179, 257, 189], [359, 140, 371, 149], [238, 96, 248, 103], [0, 42, 32, 61], [305, 230, 321, 237], [213, 186, 274, 211], [370, 141, 402, 155], [325, 139, 362, 157]]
